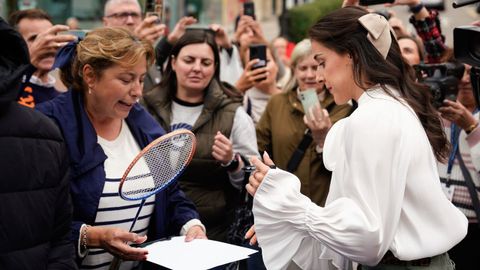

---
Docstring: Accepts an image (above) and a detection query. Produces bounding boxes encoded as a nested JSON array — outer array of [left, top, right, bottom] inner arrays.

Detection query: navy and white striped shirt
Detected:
[[81, 121, 155, 270]]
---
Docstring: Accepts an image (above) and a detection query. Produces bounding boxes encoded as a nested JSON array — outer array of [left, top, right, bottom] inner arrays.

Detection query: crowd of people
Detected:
[[0, 0, 479, 269]]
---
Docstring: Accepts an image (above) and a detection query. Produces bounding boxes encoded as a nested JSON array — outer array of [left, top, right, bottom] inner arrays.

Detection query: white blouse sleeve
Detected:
[[253, 108, 413, 269]]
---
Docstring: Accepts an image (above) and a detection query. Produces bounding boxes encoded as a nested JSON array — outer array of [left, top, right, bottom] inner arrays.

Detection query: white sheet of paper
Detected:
[[145, 236, 258, 270]]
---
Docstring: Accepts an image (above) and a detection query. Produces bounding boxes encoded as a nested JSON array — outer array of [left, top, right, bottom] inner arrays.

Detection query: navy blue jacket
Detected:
[[36, 90, 199, 259]]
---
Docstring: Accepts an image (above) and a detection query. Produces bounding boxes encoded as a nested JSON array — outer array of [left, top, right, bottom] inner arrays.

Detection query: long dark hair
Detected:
[[160, 30, 240, 99], [309, 6, 449, 161]]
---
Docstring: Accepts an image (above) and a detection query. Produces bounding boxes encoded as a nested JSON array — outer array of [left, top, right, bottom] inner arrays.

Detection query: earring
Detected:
[[88, 87, 92, 95]]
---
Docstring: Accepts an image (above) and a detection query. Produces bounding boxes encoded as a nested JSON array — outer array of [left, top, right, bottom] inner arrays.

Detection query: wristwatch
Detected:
[[221, 153, 240, 172], [466, 122, 479, 134]]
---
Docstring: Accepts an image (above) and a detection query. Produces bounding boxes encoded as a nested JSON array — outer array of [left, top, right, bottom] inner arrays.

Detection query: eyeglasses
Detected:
[[106, 12, 141, 21]]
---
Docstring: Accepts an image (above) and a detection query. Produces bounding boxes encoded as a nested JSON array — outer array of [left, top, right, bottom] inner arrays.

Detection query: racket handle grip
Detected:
[[109, 257, 122, 270]]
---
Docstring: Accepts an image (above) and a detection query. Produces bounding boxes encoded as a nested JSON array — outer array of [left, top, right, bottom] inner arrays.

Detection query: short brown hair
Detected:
[[8, 9, 52, 28], [61, 27, 155, 93]]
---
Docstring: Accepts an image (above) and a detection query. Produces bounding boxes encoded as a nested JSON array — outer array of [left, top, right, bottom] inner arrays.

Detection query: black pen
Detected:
[[242, 165, 276, 173]]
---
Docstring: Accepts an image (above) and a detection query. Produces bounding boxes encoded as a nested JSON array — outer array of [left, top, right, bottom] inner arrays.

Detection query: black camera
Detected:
[[414, 63, 465, 108], [454, 23, 480, 108], [454, 25, 480, 67]]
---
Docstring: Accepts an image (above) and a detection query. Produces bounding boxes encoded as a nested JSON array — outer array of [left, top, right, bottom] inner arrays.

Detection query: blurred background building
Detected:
[[0, 0, 314, 40]]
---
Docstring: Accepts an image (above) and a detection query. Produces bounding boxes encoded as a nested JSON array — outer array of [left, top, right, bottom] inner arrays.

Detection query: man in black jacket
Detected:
[[0, 17, 76, 269]]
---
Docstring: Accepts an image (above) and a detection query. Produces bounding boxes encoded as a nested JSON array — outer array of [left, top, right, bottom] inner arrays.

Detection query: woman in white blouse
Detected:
[[245, 5, 468, 270]]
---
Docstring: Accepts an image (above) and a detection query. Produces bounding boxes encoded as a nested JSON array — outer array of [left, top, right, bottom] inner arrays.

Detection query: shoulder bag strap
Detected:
[[286, 129, 313, 173]]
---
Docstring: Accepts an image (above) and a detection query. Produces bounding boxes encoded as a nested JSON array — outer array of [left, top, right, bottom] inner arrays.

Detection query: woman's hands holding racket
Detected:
[[88, 226, 148, 261], [212, 131, 234, 165], [246, 152, 275, 196]]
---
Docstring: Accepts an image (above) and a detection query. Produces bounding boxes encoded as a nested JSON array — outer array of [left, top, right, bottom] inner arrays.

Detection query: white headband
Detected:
[[358, 13, 393, 59]]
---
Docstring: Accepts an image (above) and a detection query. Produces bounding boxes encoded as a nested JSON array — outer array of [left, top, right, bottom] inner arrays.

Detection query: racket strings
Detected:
[[120, 133, 194, 200]]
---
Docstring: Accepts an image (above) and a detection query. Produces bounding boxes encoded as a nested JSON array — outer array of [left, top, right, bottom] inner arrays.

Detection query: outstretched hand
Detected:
[[439, 100, 478, 131], [235, 59, 268, 92], [246, 152, 275, 196], [88, 226, 148, 261], [134, 16, 166, 44], [185, 225, 207, 242], [29, 25, 76, 72], [304, 104, 331, 149], [167, 16, 197, 44], [245, 225, 257, 245]]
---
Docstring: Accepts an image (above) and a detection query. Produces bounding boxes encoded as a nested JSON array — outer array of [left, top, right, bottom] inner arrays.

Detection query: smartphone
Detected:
[[299, 88, 321, 120], [59, 30, 89, 39], [249, 44, 266, 70], [243, 2, 255, 18], [359, 0, 395, 5], [249, 44, 267, 81], [145, 0, 164, 23]]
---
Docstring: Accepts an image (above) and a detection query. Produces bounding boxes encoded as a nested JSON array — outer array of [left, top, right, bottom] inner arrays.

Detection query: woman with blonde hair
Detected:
[[37, 27, 205, 269]]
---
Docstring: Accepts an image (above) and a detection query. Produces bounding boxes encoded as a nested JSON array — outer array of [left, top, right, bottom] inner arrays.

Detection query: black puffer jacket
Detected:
[[0, 17, 76, 269]]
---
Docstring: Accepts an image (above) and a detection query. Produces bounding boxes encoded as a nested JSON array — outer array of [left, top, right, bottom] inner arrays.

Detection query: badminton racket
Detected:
[[109, 129, 196, 270]]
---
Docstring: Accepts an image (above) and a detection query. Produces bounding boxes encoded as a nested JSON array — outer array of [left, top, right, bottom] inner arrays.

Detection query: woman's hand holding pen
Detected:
[[244, 152, 275, 246], [246, 152, 275, 196]]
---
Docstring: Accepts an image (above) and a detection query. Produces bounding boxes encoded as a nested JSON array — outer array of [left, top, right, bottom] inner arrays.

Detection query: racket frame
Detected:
[[118, 129, 196, 201]]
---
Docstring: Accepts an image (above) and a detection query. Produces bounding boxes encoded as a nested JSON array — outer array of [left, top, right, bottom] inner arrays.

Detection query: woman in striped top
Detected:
[[37, 27, 205, 270]]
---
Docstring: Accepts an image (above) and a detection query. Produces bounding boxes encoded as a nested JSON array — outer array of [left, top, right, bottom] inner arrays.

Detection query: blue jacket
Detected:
[[37, 90, 199, 259]]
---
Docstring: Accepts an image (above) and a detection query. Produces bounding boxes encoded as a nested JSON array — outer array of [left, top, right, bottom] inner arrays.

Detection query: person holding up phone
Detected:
[[103, 0, 165, 44], [8, 8, 77, 108], [243, 2, 256, 19], [235, 43, 282, 124], [103, 0, 168, 93]]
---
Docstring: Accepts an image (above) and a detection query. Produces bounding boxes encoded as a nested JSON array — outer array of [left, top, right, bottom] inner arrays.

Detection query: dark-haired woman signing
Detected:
[[246, 5, 467, 270]]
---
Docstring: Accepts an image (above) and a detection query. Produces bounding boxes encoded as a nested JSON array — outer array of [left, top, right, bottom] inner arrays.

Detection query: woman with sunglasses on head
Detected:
[[245, 3, 467, 270], [36, 27, 205, 270]]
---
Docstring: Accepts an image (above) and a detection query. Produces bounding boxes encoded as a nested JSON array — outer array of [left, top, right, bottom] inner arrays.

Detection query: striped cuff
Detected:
[[180, 219, 206, 236]]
